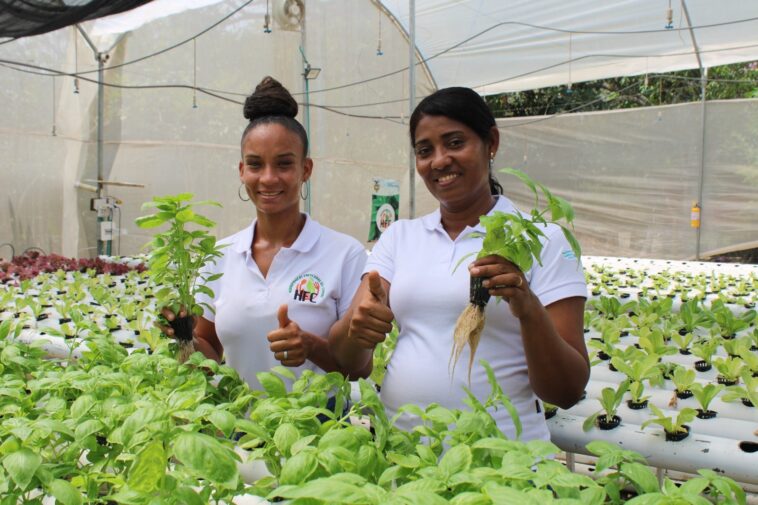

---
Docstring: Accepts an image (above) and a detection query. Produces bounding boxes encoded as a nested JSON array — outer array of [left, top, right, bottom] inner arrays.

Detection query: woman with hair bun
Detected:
[[164, 76, 368, 390]]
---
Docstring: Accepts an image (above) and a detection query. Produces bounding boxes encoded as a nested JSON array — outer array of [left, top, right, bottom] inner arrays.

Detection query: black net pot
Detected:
[[169, 316, 194, 342], [678, 348, 691, 355], [597, 350, 611, 361], [694, 360, 711, 372], [675, 389, 693, 400], [597, 414, 621, 430], [665, 425, 690, 442], [696, 409, 717, 420], [544, 407, 558, 420], [742, 398, 754, 408], [717, 376, 738, 386], [627, 399, 648, 410]]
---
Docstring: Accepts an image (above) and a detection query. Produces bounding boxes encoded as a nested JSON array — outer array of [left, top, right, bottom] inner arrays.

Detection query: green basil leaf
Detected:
[[257, 372, 288, 398], [127, 441, 165, 493], [278, 450, 318, 485], [273, 423, 300, 457], [48, 479, 82, 505], [173, 432, 239, 489], [208, 410, 236, 438], [439, 444, 472, 477], [3, 448, 41, 489]]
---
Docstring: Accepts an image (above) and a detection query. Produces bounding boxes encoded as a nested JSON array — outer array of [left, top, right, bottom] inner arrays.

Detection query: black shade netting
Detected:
[[0, 0, 154, 39]]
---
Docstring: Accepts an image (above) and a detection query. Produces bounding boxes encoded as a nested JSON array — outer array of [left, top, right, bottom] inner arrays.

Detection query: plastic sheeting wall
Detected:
[[1, 2, 757, 260], [0, 1, 437, 257], [496, 100, 758, 259]]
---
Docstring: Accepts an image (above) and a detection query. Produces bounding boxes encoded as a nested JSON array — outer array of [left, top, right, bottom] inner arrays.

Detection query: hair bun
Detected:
[[243, 76, 298, 121]]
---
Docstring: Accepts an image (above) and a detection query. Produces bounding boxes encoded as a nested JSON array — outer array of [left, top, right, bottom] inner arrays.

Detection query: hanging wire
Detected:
[[666, 0, 674, 29], [73, 28, 80, 94], [264, 0, 272, 33], [376, 7, 384, 56], [51, 76, 56, 136], [192, 38, 198, 108]]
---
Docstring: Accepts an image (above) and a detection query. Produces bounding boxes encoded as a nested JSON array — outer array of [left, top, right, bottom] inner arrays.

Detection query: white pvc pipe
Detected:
[[548, 411, 758, 485], [235, 447, 274, 485]]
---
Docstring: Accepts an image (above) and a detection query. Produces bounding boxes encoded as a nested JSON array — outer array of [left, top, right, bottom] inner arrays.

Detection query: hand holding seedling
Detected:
[[469, 255, 537, 319], [267, 304, 308, 367], [348, 271, 394, 349], [156, 304, 192, 338]]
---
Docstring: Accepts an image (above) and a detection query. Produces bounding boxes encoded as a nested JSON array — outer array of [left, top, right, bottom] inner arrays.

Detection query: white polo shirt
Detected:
[[366, 196, 586, 441], [197, 214, 367, 391]]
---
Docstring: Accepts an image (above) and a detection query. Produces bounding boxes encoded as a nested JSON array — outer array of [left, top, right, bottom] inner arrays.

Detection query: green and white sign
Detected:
[[368, 178, 400, 242]]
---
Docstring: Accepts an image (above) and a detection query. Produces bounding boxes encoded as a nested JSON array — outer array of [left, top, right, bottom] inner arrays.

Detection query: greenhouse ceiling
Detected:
[[3, 0, 758, 94]]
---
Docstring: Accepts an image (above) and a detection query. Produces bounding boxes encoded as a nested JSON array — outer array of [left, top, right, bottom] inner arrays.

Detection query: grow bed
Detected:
[[548, 255, 758, 486], [1, 254, 756, 503]]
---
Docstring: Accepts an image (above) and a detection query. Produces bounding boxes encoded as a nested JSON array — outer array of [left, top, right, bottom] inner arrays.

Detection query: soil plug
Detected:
[[170, 315, 195, 363]]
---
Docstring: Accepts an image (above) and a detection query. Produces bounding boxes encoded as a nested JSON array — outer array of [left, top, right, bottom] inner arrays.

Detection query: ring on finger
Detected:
[[516, 276, 523, 288], [283, 350, 288, 360]]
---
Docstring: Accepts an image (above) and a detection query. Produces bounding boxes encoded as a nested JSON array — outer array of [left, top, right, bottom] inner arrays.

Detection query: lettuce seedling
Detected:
[[722, 370, 758, 407], [451, 168, 581, 381], [641, 405, 696, 439], [583, 382, 629, 432], [690, 383, 724, 415]]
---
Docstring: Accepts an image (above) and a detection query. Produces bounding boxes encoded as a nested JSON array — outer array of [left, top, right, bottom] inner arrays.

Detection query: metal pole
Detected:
[[303, 75, 312, 215], [301, 14, 312, 215], [408, 0, 416, 218], [695, 69, 707, 260], [681, 1, 706, 260], [96, 52, 110, 256]]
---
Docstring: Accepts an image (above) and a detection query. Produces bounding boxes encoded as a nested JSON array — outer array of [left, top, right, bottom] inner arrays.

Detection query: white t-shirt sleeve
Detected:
[[338, 245, 368, 318], [528, 226, 587, 307], [364, 221, 398, 283]]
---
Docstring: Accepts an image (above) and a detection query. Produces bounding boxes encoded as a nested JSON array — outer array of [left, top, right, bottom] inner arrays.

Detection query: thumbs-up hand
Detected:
[[349, 271, 394, 349], [267, 304, 308, 367]]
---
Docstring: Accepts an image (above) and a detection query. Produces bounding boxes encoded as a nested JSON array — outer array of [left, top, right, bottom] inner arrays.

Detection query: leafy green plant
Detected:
[[610, 354, 662, 405], [586, 440, 659, 505], [671, 330, 694, 353], [626, 474, 739, 505], [592, 296, 636, 320], [456, 168, 581, 273], [451, 168, 581, 379], [671, 366, 697, 395], [678, 299, 712, 334], [708, 300, 755, 337], [370, 324, 398, 387], [583, 382, 629, 431], [713, 356, 745, 384], [136, 193, 225, 345], [691, 338, 720, 365], [637, 327, 676, 357], [690, 383, 724, 414], [641, 405, 696, 438], [722, 370, 758, 406]]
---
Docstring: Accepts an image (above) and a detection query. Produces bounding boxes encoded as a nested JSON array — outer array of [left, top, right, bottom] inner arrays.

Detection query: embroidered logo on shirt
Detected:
[[289, 273, 324, 303]]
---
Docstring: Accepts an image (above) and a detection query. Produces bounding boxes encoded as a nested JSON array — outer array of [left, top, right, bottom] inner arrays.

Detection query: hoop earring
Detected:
[[300, 181, 310, 201], [238, 183, 250, 201]]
